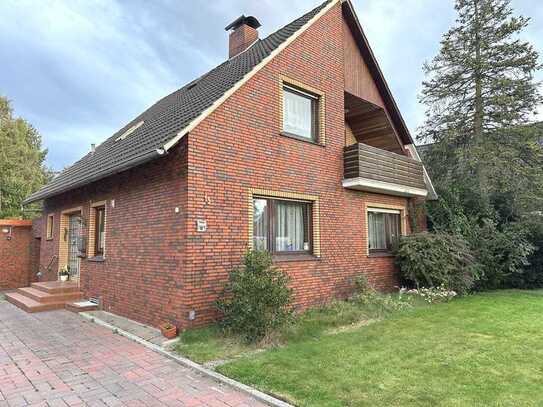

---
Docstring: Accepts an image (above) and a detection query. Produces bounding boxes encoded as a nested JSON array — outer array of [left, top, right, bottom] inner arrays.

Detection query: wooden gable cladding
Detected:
[[345, 92, 404, 154], [341, 1, 414, 146], [342, 11, 405, 155], [343, 18, 384, 108]]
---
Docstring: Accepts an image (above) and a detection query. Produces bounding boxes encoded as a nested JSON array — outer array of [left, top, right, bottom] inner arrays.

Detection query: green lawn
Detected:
[[214, 291, 543, 406], [176, 298, 414, 364]]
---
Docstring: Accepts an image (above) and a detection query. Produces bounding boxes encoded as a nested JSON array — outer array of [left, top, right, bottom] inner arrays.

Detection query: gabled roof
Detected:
[[24, 0, 333, 204], [25, 0, 427, 205]]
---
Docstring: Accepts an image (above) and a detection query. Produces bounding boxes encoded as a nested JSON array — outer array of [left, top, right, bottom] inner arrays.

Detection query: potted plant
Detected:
[[159, 322, 177, 339], [59, 266, 70, 282]]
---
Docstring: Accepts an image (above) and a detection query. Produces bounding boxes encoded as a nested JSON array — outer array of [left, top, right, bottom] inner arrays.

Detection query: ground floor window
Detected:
[[88, 201, 106, 258], [368, 208, 401, 253], [94, 206, 105, 256], [253, 197, 312, 254]]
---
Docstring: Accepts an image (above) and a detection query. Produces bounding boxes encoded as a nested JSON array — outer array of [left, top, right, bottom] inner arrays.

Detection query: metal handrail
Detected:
[[36, 255, 58, 281]]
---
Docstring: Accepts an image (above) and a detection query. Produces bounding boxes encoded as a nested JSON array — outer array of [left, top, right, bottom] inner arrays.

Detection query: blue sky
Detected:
[[1, 0, 542, 170]]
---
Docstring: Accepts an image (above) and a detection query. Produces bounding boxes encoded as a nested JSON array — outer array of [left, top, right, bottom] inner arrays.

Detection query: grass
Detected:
[[215, 290, 543, 406], [176, 295, 419, 364]]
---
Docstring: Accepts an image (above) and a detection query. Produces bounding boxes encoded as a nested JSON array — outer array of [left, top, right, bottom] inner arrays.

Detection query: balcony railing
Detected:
[[343, 143, 428, 197]]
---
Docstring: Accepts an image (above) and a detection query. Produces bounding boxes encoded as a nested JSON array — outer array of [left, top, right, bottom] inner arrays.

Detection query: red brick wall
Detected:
[[40, 142, 189, 327], [183, 3, 417, 327], [36, 3, 424, 329], [0, 222, 33, 290]]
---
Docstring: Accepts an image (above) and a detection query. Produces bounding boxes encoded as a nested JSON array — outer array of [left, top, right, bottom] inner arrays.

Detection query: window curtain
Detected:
[[368, 211, 401, 251], [253, 199, 268, 250], [275, 201, 304, 251], [283, 89, 312, 139], [385, 214, 400, 248], [368, 212, 386, 250], [98, 212, 105, 252]]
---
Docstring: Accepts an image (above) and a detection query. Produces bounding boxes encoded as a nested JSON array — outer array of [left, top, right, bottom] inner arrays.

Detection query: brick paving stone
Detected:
[[0, 303, 266, 406]]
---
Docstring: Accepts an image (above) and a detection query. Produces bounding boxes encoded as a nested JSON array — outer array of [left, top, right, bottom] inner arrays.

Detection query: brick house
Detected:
[[10, 0, 436, 329]]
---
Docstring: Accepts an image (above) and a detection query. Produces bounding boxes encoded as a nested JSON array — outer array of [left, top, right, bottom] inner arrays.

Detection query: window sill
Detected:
[[280, 132, 324, 147], [273, 253, 321, 263], [87, 256, 106, 262], [46, 237, 53, 241], [368, 252, 394, 258]]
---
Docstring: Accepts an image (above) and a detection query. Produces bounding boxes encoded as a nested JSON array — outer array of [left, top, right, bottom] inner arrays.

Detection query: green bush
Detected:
[[470, 220, 534, 290], [395, 232, 479, 294], [504, 218, 543, 289], [426, 187, 536, 290], [216, 250, 293, 343], [349, 275, 412, 318]]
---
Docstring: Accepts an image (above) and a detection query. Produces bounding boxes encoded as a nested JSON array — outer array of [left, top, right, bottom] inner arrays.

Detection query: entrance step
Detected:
[[18, 287, 83, 303], [5, 292, 66, 313], [66, 301, 98, 313], [31, 281, 79, 294], [6, 281, 83, 314]]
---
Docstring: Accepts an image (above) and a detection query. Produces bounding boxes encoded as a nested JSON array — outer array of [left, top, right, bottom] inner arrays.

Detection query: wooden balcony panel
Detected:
[[343, 143, 428, 197]]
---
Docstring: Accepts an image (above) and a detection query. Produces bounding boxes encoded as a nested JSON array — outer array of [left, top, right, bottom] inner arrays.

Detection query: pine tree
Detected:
[[0, 96, 50, 218], [420, 0, 542, 218]]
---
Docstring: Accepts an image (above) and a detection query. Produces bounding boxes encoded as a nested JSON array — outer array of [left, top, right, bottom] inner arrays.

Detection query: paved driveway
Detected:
[[0, 300, 265, 407]]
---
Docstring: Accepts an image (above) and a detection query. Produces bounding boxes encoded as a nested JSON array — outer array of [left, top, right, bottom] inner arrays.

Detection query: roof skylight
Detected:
[[115, 120, 144, 142]]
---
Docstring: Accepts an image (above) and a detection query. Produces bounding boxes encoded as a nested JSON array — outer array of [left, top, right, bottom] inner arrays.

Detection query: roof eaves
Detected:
[[160, 0, 340, 154], [23, 149, 163, 205]]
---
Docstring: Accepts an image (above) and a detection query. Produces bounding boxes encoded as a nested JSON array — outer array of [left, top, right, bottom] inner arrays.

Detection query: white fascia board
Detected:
[[342, 177, 428, 198], [405, 144, 438, 200]]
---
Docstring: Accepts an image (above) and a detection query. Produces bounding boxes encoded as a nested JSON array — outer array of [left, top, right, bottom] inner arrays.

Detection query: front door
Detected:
[[67, 213, 82, 282]]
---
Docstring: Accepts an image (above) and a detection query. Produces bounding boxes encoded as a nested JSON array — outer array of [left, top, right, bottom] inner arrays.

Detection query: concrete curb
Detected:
[[79, 312, 293, 407]]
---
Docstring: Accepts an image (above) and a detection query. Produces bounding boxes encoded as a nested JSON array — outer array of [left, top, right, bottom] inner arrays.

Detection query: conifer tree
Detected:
[[420, 0, 542, 218], [0, 96, 50, 218]]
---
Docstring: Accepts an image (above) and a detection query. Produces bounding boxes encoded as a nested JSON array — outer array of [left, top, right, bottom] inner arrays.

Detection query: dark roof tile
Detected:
[[25, 0, 331, 204]]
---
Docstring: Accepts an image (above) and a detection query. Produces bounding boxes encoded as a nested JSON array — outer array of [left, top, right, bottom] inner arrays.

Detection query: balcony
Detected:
[[343, 143, 428, 197]]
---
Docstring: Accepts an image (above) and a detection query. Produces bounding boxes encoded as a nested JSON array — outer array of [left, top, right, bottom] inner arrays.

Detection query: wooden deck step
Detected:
[[31, 281, 79, 294], [18, 287, 83, 303], [5, 292, 66, 313]]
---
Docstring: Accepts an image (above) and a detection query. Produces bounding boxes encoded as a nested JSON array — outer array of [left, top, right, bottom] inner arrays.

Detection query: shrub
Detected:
[[395, 232, 479, 294], [216, 250, 293, 343], [349, 275, 412, 318], [400, 285, 457, 304], [426, 186, 536, 290], [504, 217, 543, 289], [470, 220, 534, 290]]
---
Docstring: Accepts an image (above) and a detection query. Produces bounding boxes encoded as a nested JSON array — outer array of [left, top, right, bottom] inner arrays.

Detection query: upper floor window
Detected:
[[253, 197, 312, 254], [46, 214, 54, 240], [282, 85, 318, 141], [368, 208, 401, 253], [94, 206, 106, 256]]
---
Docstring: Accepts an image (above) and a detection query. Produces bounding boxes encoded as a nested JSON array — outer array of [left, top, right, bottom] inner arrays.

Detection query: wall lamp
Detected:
[[2, 226, 12, 240]]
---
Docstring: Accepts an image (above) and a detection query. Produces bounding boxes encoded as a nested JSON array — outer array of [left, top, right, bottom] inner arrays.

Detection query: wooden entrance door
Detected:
[[67, 213, 82, 281]]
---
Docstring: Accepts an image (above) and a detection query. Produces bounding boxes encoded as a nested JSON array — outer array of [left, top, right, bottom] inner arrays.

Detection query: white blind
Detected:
[[368, 207, 401, 214], [283, 88, 313, 139]]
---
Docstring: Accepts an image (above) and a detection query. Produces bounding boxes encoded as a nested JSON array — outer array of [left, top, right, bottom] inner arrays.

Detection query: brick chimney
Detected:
[[225, 15, 261, 58]]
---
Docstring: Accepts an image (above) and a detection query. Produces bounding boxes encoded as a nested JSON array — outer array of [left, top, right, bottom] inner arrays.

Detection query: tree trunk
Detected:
[[473, 0, 484, 141]]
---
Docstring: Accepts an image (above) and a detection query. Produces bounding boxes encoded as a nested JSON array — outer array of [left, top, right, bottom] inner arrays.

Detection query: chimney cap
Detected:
[[225, 15, 261, 31]]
